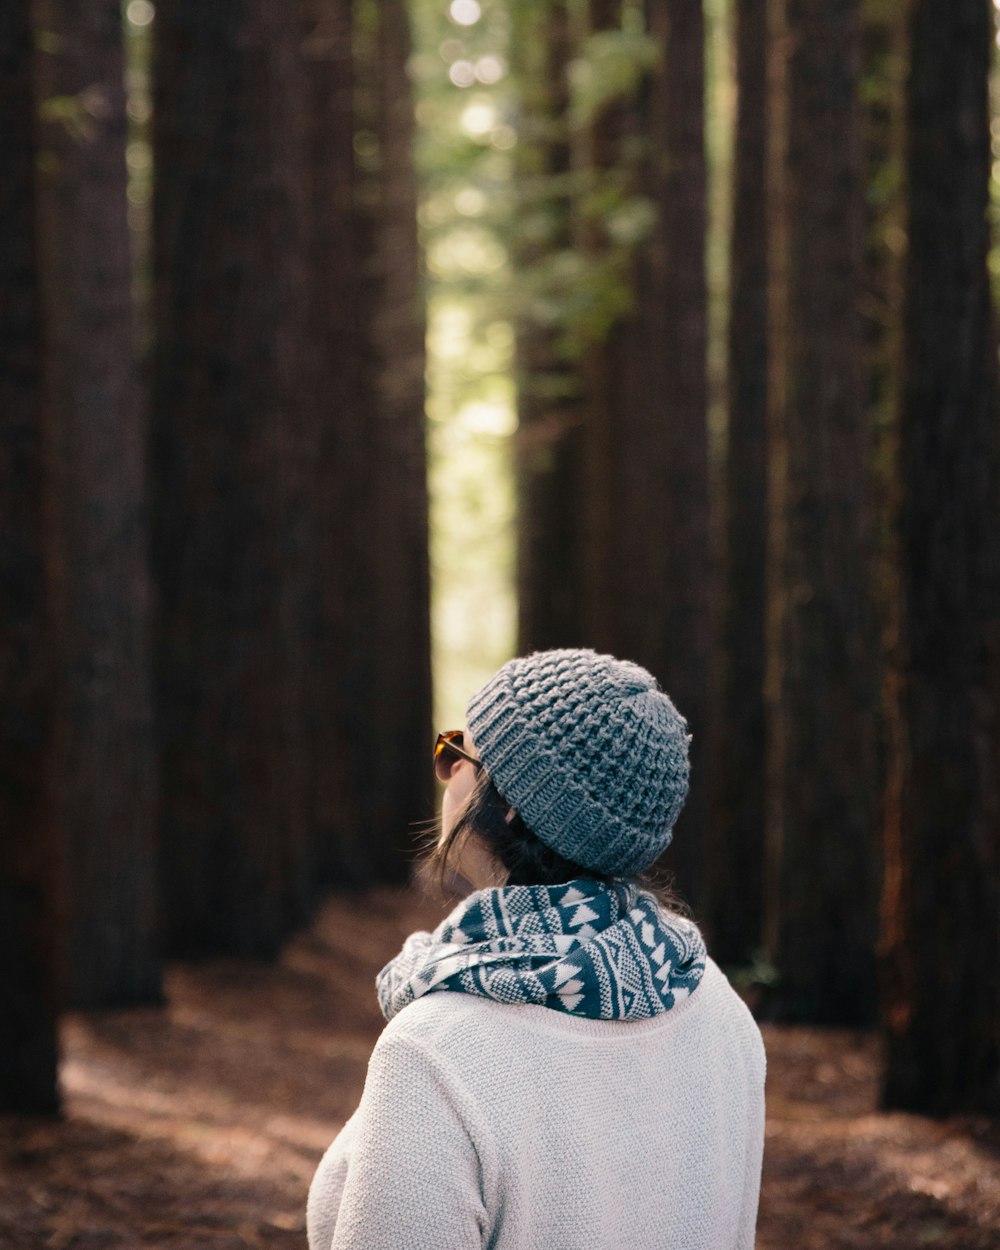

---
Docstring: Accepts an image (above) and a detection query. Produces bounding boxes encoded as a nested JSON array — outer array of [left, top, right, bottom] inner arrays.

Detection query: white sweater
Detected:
[[307, 958, 765, 1250]]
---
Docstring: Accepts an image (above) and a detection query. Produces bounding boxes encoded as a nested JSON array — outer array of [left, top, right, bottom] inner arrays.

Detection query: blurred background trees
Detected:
[[1, 0, 997, 1119], [37, 0, 160, 1009], [0, 0, 60, 1113], [762, 0, 879, 1025]]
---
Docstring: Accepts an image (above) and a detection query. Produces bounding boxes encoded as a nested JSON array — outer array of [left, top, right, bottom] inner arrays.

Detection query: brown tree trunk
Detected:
[[514, 0, 587, 653], [880, 0, 1000, 1114], [582, 0, 711, 905], [298, 0, 371, 885], [579, 0, 626, 665], [152, 0, 311, 956], [707, 0, 768, 965], [764, 0, 879, 1024], [35, 0, 160, 1005], [0, 0, 60, 1112], [362, 0, 434, 870]]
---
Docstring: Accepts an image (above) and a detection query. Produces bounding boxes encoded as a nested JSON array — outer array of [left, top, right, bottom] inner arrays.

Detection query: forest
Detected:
[[1, 0, 999, 1245]]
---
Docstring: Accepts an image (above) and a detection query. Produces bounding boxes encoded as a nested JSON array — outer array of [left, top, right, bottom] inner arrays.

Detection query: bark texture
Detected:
[[764, 0, 880, 1023], [153, 0, 431, 946], [35, 0, 159, 1005], [357, 0, 434, 871], [706, 0, 768, 964], [583, 0, 711, 904], [0, 0, 60, 1112], [152, 0, 312, 956], [880, 0, 1000, 1114], [298, 0, 370, 886], [514, 0, 587, 653]]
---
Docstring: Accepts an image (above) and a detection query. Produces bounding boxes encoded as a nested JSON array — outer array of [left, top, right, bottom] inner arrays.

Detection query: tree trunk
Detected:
[[152, 0, 311, 956], [514, 0, 587, 653], [35, 0, 160, 1005], [578, 0, 625, 660], [707, 0, 768, 965], [298, 0, 371, 886], [0, 0, 60, 1112], [880, 0, 1000, 1114], [582, 0, 711, 905], [764, 0, 879, 1023], [363, 0, 434, 870]]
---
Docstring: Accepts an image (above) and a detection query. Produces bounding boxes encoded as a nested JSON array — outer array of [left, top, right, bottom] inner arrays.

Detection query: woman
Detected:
[[307, 648, 766, 1250]]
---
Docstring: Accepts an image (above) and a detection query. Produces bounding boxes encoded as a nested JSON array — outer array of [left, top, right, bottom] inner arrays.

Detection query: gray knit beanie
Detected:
[[465, 648, 691, 876]]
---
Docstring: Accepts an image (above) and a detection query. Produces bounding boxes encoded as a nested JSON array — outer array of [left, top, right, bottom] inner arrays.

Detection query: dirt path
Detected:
[[2, 888, 997, 1248]]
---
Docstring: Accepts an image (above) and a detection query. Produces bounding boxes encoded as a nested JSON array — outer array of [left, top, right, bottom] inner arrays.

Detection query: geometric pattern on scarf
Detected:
[[376, 877, 707, 1022]]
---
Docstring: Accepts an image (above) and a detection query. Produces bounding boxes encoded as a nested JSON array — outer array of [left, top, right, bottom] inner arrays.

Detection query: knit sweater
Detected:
[[307, 958, 766, 1250]]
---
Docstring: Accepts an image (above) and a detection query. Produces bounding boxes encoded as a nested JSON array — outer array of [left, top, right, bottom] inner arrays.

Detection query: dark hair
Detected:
[[428, 768, 687, 915]]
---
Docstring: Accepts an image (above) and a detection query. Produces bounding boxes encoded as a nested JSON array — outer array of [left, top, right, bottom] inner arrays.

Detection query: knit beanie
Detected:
[[465, 648, 691, 876]]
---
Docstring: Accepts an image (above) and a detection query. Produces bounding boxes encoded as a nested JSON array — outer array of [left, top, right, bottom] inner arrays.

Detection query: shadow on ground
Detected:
[[1, 887, 997, 1249]]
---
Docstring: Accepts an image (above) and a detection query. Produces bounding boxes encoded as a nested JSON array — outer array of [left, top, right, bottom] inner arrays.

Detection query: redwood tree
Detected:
[[514, 0, 586, 653], [0, 0, 60, 1112], [707, 0, 768, 965], [152, 0, 431, 951], [298, 0, 370, 885], [582, 0, 711, 903], [152, 0, 312, 956], [35, 0, 159, 1005], [880, 0, 1000, 1114], [361, 0, 434, 866], [764, 0, 879, 1023]]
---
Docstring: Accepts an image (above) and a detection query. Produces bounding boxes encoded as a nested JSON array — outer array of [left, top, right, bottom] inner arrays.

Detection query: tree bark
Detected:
[[707, 0, 768, 965], [152, 0, 311, 956], [514, 0, 587, 653], [582, 0, 711, 905], [363, 0, 434, 870], [0, 0, 60, 1112], [764, 0, 879, 1023], [35, 0, 160, 1005], [298, 0, 371, 886], [880, 0, 1000, 1114]]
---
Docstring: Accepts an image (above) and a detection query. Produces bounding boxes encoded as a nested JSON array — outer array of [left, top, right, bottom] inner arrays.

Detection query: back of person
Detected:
[[310, 960, 764, 1250], [307, 650, 767, 1250]]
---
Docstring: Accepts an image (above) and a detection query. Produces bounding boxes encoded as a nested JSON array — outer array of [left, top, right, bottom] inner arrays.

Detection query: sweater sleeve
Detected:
[[736, 1022, 767, 1250], [315, 1027, 495, 1250]]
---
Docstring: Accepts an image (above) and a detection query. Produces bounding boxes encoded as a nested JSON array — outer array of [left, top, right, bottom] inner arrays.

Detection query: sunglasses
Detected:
[[433, 730, 484, 782]]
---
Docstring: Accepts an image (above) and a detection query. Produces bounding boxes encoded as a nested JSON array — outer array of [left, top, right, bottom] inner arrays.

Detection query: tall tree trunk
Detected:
[[707, 0, 768, 965], [582, 0, 711, 904], [152, 0, 311, 956], [579, 0, 626, 664], [764, 0, 879, 1023], [514, 0, 587, 653], [363, 0, 434, 869], [299, 0, 371, 885], [880, 0, 1000, 1114], [0, 0, 60, 1112], [35, 0, 159, 1005]]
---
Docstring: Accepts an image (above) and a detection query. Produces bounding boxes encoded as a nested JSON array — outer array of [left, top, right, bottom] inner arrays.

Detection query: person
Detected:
[[307, 648, 766, 1250]]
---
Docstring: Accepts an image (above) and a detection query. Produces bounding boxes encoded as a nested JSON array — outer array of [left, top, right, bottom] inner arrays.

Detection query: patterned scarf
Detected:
[[377, 877, 707, 1022]]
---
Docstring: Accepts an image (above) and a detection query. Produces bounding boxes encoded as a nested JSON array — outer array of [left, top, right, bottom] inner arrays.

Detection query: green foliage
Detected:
[[515, 241, 634, 360], [507, 17, 661, 365], [409, 1, 670, 712], [411, 0, 519, 722], [725, 950, 782, 993], [568, 29, 658, 132], [38, 94, 96, 144], [33, 29, 61, 54]]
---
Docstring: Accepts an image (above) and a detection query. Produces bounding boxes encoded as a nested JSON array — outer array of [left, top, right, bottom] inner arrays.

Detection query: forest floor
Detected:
[[1, 886, 998, 1250]]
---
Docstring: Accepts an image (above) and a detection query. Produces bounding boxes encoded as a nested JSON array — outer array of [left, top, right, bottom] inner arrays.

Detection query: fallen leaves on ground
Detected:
[[1, 887, 997, 1249]]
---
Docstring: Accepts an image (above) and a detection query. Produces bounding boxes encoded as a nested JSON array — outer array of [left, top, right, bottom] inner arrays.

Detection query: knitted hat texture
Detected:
[[465, 648, 691, 876]]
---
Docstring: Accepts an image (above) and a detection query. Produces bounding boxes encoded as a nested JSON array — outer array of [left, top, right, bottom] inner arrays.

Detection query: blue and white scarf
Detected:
[[377, 878, 707, 1022]]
